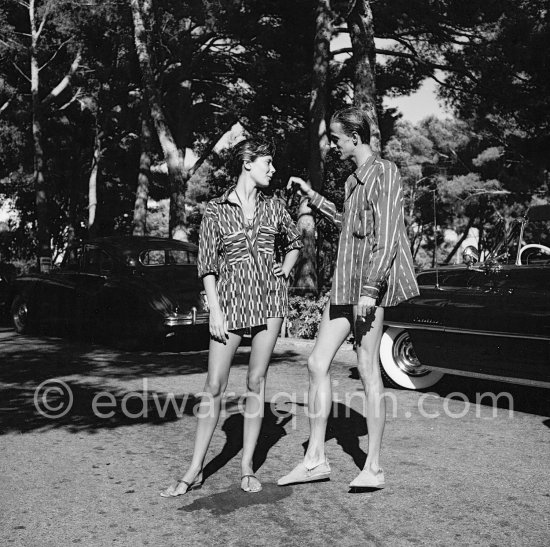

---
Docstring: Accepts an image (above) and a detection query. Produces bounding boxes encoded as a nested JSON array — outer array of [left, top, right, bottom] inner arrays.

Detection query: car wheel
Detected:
[[11, 294, 31, 334], [379, 327, 444, 390]]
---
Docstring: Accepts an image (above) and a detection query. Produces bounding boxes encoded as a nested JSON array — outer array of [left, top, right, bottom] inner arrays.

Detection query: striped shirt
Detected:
[[309, 155, 419, 307], [198, 186, 302, 330]]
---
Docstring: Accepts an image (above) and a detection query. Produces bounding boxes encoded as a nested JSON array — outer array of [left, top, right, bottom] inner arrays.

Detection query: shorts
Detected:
[[328, 304, 354, 322]]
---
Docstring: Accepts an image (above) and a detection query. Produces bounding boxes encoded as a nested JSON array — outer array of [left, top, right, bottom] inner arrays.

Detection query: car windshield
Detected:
[[484, 205, 550, 264], [523, 219, 550, 247], [139, 248, 197, 266], [484, 220, 522, 263]]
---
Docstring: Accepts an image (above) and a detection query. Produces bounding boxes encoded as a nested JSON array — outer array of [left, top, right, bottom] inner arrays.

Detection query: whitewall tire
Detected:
[[379, 327, 444, 390]]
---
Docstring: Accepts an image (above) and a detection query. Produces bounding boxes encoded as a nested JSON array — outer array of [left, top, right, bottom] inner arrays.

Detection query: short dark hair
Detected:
[[330, 106, 371, 144], [228, 138, 275, 177]]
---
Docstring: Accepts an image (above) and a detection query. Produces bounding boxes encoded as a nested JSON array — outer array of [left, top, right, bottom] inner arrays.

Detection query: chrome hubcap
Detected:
[[392, 331, 431, 377], [13, 303, 27, 330]]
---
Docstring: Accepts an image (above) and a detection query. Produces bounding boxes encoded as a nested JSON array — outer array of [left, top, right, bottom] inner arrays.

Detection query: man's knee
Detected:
[[308, 353, 330, 380], [357, 357, 382, 384]]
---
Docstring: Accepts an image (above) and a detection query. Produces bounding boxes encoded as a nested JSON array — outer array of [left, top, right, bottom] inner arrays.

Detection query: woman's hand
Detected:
[[209, 305, 229, 344], [272, 263, 288, 279], [287, 176, 313, 198], [357, 295, 377, 320]]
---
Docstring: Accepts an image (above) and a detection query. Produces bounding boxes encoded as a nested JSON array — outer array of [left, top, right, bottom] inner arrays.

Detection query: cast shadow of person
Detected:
[[202, 403, 293, 481], [300, 401, 369, 470]]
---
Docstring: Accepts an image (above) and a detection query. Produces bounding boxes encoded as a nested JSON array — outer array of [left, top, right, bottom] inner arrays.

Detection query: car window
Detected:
[[63, 246, 82, 271], [83, 246, 114, 275], [139, 248, 197, 266], [523, 219, 550, 248]]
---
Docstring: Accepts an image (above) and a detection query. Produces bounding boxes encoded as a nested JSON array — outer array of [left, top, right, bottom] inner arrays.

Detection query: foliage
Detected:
[[287, 292, 330, 339], [0, 0, 547, 274], [439, 0, 550, 197]]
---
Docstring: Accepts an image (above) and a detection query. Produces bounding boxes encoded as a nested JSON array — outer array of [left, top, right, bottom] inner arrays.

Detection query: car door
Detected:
[[74, 245, 114, 329], [486, 265, 550, 383], [442, 265, 550, 384], [33, 245, 84, 331], [399, 268, 474, 369]]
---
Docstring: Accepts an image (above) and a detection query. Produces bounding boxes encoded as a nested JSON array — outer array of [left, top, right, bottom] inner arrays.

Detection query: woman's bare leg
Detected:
[[241, 317, 283, 491], [353, 306, 385, 478], [162, 332, 242, 496], [304, 303, 351, 468]]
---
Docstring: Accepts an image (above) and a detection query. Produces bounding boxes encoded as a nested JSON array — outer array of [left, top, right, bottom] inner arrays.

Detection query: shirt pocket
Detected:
[[223, 231, 250, 266], [353, 207, 374, 239], [257, 224, 277, 255]]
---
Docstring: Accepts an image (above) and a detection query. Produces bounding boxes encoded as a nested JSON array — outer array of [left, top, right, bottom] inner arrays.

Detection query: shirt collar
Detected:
[[353, 154, 378, 184], [216, 184, 267, 203]]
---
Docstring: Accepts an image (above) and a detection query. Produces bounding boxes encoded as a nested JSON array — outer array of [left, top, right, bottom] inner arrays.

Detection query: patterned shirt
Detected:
[[198, 186, 303, 330], [309, 155, 419, 307]]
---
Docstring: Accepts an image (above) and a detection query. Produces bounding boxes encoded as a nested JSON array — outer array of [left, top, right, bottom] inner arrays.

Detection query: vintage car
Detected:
[[9, 236, 209, 348], [0, 261, 17, 321], [380, 204, 550, 390]]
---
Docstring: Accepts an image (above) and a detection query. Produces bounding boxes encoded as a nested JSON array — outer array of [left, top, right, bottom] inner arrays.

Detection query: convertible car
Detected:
[[380, 204, 550, 390], [9, 236, 209, 348]]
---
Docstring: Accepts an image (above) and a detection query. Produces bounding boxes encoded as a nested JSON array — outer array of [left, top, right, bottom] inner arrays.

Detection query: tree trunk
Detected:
[[30, 0, 50, 271], [133, 110, 152, 236], [67, 138, 81, 248], [295, 0, 333, 295], [294, 204, 319, 294], [88, 120, 102, 237], [347, 0, 381, 153], [308, 0, 332, 193], [130, 0, 189, 240]]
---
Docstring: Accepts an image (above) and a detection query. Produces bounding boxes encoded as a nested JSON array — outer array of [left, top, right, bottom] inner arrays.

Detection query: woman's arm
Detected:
[[281, 248, 300, 278], [197, 202, 227, 343], [272, 201, 303, 280], [202, 274, 228, 344]]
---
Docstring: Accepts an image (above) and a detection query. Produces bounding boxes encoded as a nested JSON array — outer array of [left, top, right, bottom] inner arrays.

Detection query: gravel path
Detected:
[[1, 331, 549, 546]]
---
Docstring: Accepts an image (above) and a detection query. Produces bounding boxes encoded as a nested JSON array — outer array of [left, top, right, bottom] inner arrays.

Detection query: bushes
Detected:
[[287, 292, 330, 339]]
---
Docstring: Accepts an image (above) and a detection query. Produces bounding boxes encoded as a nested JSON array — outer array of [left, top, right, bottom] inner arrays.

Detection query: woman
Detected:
[[161, 138, 302, 497], [278, 107, 419, 489]]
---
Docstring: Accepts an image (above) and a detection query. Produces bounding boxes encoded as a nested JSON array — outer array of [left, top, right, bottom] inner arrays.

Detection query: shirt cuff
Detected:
[[361, 285, 379, 299], [285, 237, 303, 252], [198, 270, 218, 279], [308, 190, 323, 209]]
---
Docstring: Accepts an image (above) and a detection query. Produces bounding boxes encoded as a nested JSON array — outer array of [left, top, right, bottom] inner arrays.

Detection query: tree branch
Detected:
[[59, 89, 83, 110], [41, 48, 82, 105], [188, 117, 239, 177], [0, 98, 12, 116], [39, 38, 73, 71], [35, 0, 53, 41], [331, 46, 352, 57], [12, 62, 31, 82], [375, 48, 480, 84]]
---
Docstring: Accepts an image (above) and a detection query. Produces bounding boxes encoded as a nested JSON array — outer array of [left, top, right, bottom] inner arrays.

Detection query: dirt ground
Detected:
[[1, 328, 549, 546]]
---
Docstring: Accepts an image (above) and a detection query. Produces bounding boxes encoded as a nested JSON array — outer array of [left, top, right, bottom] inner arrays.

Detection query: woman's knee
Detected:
[[203, 376, 226, 398], [246, 372, 266, 394]]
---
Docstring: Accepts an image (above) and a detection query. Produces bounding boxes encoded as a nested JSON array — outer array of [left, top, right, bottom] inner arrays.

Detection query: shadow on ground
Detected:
[[202, 403, 294, 480], [349, 365, 550, 417], [0, 329, 302, 435], [0, 330, 299, 384], [297, 401, 368, 470]]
